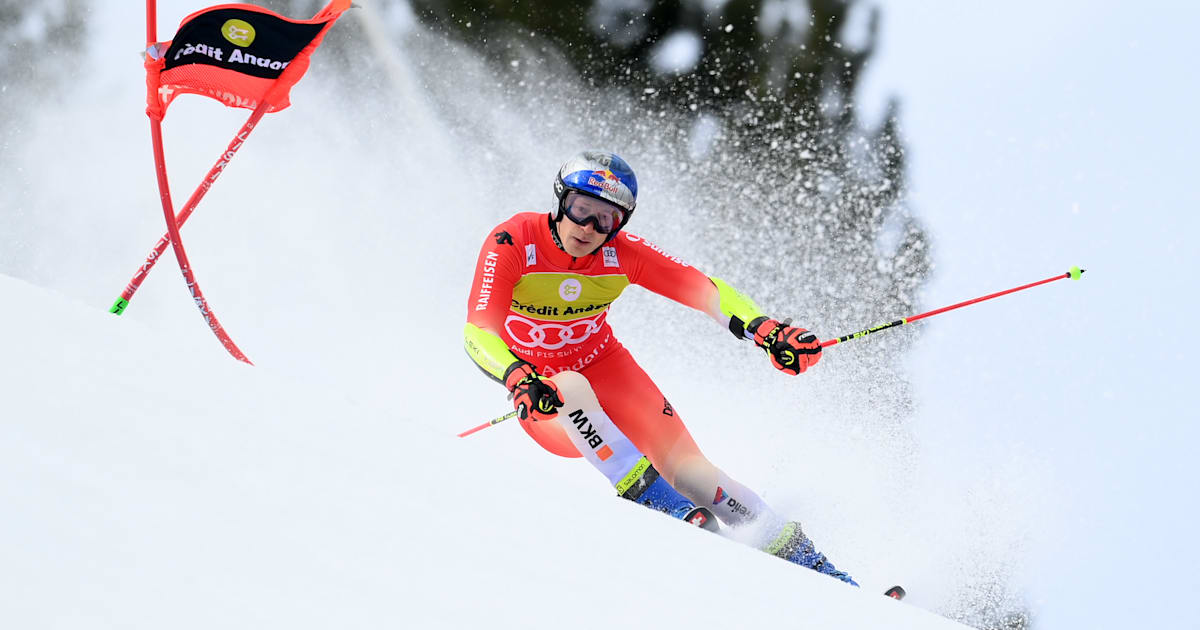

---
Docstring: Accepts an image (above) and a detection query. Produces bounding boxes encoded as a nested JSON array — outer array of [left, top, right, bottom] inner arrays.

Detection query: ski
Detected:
[[884, 585, 906, 600]]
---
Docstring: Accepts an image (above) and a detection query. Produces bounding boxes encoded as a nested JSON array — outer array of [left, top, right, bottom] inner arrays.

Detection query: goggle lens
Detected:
[[563, 193, 627, 234]]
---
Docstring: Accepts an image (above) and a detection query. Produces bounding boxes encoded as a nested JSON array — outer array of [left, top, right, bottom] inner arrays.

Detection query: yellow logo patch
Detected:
[[512, 273, 630, 322], [221, 19, 256, 47]]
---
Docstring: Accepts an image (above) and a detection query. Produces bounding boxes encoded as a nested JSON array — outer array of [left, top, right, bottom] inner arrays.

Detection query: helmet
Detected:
[[553, 151, 637, 239]]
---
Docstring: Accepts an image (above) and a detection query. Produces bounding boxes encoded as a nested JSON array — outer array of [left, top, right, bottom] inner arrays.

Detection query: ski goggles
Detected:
[[562, 192, 628, 234]]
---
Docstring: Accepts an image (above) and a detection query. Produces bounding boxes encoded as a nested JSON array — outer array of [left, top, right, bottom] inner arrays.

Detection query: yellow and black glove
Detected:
[[748, 317, 822, 375], [503, 361, 565, 421]]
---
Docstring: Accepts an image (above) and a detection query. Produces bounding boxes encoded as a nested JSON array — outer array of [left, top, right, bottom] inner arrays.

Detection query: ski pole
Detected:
[[458, 410, 519, 438], [819, 266, 1085, 347], [461, 266, 1085, 437]]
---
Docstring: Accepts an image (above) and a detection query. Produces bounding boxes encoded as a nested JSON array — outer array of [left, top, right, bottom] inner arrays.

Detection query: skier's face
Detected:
[[557, 212, 606, 256]]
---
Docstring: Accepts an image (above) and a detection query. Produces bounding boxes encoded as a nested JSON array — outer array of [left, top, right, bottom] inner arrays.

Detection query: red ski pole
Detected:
[[458, 410, 519, 438], [819, 266, 1086, 348]]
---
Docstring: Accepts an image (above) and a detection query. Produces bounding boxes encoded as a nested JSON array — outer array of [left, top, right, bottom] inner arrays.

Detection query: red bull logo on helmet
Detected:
[[585, 168, 633, 205], [587, 169, 624, 196]]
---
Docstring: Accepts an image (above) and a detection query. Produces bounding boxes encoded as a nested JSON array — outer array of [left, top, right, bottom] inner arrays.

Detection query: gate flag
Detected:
[[146, 2, 350, 119], [112, 1, 351, 364]]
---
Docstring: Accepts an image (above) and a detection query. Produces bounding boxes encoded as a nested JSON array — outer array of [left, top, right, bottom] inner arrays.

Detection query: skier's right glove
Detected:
[[749, 317, 822, 375], [504, 361, 564, 421]]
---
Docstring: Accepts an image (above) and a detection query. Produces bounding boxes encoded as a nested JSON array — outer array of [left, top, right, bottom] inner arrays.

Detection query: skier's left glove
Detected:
[[504, 361, 564, 421], [749, 317, 822, 375]]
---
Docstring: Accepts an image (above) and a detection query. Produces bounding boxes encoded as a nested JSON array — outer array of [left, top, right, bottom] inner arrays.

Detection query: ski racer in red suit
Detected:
[[464, 151, 855, 584]]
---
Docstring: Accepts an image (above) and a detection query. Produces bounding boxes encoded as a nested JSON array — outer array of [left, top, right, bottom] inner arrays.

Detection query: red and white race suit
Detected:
[[464, 212, 752, 481]]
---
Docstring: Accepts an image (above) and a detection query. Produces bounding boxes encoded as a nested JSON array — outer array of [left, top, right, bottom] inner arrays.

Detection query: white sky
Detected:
[[857, 2, 1199, 626]]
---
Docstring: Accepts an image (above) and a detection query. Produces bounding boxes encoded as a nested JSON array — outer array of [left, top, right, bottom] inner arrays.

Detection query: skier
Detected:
[[464, 150, 856, 585]]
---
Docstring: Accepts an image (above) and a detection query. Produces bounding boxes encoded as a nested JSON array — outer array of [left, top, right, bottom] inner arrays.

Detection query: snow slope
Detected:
[[0, 273, 964, 629]]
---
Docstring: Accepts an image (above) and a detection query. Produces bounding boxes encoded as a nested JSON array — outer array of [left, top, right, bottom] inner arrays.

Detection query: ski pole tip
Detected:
[[1068, 266, 1085, 280]]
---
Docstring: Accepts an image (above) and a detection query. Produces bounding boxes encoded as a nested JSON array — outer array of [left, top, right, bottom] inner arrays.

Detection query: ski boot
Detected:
[[764, 521, 858, 586], [618, 457, 719, 532]]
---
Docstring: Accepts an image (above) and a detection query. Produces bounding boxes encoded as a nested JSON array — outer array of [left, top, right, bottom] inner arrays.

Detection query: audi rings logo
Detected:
[[559, 278, 582, 301], [505, 312, 607, 350]]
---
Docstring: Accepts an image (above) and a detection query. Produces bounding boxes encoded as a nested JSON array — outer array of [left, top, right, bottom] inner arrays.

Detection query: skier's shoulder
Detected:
[[506, 210, 547, 229], [613, 230, 693, 269], [482, 211, 542, 251]]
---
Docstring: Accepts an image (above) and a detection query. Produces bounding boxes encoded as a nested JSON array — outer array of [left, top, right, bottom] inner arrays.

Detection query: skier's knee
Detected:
[[547, 370, 602, 410], [546, 370, 644, 476]]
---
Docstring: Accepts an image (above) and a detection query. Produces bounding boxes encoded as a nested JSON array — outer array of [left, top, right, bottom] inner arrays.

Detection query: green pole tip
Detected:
[[1068, 266, 1085, 280], [109, 298, 129, 315]]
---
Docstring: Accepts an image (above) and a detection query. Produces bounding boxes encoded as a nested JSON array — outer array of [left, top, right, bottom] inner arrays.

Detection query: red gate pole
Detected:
[[110, 104, 267, 315], [140, 0, 252, 363]]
